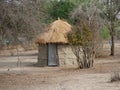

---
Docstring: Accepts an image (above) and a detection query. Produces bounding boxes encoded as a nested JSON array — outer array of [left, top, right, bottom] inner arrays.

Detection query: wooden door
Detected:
[[48, 44, 58, 66]]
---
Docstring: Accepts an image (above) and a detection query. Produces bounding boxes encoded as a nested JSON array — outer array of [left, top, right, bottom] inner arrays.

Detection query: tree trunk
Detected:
[[72, 46, 94, 69], [77, 49, 94, 69], [77, 58, 83, 69], [110, 22, 115, 56], [110, 33, 115, 56], [83, 52, 94, 68]]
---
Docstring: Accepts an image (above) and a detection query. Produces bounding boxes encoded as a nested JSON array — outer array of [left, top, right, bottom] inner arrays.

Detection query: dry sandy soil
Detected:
[[0, 41, 120, 90]]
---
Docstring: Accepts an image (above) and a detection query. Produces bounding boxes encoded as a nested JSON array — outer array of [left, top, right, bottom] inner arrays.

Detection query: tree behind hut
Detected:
[[46, 0, 75, 23]]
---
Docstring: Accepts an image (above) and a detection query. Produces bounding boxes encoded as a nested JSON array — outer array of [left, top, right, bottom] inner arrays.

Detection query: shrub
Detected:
[[101, 27, 110, 40], [110, 72, 120, 83]]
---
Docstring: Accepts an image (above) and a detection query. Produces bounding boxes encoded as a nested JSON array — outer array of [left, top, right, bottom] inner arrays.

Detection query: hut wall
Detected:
[[58, 45, 78, 66], [38, 45, 47, 67]]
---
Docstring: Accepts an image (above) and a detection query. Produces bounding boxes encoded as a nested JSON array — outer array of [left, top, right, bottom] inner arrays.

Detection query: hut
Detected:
[[35, 19, 79, 67]]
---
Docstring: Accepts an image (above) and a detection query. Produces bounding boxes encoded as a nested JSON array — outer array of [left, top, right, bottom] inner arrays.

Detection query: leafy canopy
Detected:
[[47, 0, 75, 21]]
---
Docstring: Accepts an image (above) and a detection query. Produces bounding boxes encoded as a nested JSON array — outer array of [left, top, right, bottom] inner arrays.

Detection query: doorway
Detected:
[[48, 44, 58, 66]]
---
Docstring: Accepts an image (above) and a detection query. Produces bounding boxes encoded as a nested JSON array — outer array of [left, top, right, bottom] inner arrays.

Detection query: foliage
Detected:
[[68, 22, 94, 68], [46, 0, 75, 22], [101, 27, 110, 40], [100, 0, 120, 55], [116, 27, 120, 39], [68, 22, 92, 46], [100, 0, 120, 22]]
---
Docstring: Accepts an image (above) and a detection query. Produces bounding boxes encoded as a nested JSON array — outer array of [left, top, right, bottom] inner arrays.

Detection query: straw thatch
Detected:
[[35, 19, 72, 44]]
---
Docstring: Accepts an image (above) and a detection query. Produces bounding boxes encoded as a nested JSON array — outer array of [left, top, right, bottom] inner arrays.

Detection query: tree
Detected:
[[0, 0, 47, 66], [101, 0, 120, 56], [0, 0, 46, 47], [68, 22, 94, 68], [46, 0, 75, 22], [68, 1, 103, 69]]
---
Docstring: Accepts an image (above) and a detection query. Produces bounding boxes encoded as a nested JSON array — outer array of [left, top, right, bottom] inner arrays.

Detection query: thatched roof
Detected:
[[35, 19, 72, 44]]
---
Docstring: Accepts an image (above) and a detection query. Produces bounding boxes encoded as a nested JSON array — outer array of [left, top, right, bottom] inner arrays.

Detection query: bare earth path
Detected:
[[0, 41, 120, 90]]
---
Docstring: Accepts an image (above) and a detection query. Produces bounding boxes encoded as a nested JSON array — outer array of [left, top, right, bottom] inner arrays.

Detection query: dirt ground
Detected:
[[0, 41, 120, 90]]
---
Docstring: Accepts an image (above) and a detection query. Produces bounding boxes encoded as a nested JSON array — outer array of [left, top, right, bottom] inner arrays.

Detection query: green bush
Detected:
[[46, 0, 75, 22], [116, 27, 120, 39], [101, 27, 110, 40]]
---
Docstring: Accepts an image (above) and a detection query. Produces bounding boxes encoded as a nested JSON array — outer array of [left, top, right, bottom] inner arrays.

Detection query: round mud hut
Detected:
[[35, 19, 78, 67]]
